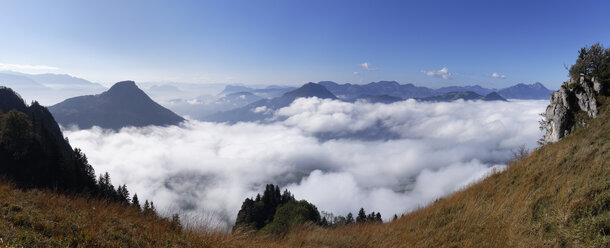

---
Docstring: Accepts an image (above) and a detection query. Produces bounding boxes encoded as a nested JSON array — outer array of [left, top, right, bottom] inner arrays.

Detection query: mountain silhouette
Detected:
[[319, 81, 551, 100], [419, 91, 507, 102], [481, 92, 507, 101], [49, 81, 184, 130], [218, 85, 296, 99], [319, 81, 435, 99], [206, 82, 337, 123], [349, 94, 404, 104], [497, 82, 553, 99], [435, 85, 494, 95]]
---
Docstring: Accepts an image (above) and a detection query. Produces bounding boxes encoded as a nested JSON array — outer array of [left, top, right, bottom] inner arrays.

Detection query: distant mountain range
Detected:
[[0, 71, 107, 105], [128, 80, 553, 122], [435, 85, 494, 95], [319, 81, 552, 100], [204, 82, 511, 123], [165, 91, 265, 120], [49, 81, 184, 130], [218, 85, 296, 99], [200, 81, 550, 121], [419, 91, 507, 102], [206, 83, 337, 123], [320, 81, 435, 99]]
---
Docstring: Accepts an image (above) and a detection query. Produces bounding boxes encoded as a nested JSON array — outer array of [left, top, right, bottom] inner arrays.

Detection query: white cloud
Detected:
[[186, 99, 201, 105], [252, 106, 268, 113], [491, 72, 506, 79], [360, 62, 378, 71], [64, 99, 546, 227], [353, 71, 359, 75], [421, 67, 452, 79], [0, 63, 59, 72]]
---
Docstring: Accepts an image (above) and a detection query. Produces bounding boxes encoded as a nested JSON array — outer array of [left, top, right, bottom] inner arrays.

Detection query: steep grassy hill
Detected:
[[0, 180, 213, 247]]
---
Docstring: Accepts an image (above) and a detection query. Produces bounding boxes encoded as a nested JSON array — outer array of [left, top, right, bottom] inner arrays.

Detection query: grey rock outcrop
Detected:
[[543, 77, 601, 143], [594, 77, 606, 95]]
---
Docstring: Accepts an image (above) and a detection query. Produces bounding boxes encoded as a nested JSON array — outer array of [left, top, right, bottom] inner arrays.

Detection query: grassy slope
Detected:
[[258, 96, 610, 247], [1, 97, 608, 247], [0, 183, 223, 247]]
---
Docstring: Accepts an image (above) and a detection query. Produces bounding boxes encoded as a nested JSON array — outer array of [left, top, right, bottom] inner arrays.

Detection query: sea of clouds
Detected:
[[63, 98, 547, 228]]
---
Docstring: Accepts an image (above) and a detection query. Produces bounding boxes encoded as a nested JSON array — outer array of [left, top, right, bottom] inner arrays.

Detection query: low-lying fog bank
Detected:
[[64, 98, 547, 228]]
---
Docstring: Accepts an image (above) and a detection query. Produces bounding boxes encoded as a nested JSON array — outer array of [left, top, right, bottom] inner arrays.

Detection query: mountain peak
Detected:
[[531, 82, 546, 89], [107, 80, 138, 92], [50, 80, 184, 130], [103, 81, 150, 100], [0, 86, 28, 113], [283, 83, 337, 99], [482, 92, 507, 101], [498, 82, 553, 99], [114, 80, 136, 86]]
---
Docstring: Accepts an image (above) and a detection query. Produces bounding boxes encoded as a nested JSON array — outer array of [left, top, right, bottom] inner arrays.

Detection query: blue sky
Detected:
[[1, 0, 609, 89]]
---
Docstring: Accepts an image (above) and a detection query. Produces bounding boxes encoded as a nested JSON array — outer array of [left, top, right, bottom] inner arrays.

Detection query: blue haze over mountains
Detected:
[[319, 81, 552, 100], [203, 81, 549, 124], [1, 71, 552, 130], [0, 71, 107, 105]]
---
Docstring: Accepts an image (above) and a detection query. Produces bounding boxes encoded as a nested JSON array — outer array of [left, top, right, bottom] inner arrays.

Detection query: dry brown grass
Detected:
[[0, 181, 241, 247], [1, 97, 608, 247]]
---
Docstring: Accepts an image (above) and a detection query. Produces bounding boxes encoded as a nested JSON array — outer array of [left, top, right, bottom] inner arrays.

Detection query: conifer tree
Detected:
[[143, 200, 156, 215], [357, 208, 366, 223], [132, 194, 140, 210], [346, 212, 354, 224], [367, 212, 375, 222], [117, 184, 130, 203]]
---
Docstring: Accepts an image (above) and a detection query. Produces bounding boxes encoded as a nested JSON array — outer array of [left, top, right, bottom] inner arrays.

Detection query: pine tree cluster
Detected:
[[234, 184, 320, 234]]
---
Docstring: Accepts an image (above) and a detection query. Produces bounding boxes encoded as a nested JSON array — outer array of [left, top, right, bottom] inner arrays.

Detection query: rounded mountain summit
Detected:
[[49, 81, 184, 130]]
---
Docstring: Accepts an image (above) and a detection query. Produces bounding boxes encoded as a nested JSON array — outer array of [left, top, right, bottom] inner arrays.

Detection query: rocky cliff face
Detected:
[[543, 77, 605, 143]]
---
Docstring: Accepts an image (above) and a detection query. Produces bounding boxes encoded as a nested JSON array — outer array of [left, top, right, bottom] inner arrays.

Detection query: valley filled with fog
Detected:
[[63, 97, 547, 228]]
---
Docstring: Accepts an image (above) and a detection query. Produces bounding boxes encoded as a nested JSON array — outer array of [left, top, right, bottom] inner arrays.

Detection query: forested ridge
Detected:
[[0, 86, 155, 208]]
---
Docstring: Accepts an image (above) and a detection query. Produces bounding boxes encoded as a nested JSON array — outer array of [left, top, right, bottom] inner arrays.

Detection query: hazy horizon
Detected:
[[0, 69, 560, 89]]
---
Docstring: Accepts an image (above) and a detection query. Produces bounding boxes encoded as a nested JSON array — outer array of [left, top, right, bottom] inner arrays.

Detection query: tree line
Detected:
[[234, 184, 392, 235], [0, 87, 156, 215], [318, 208, 385, 227]]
